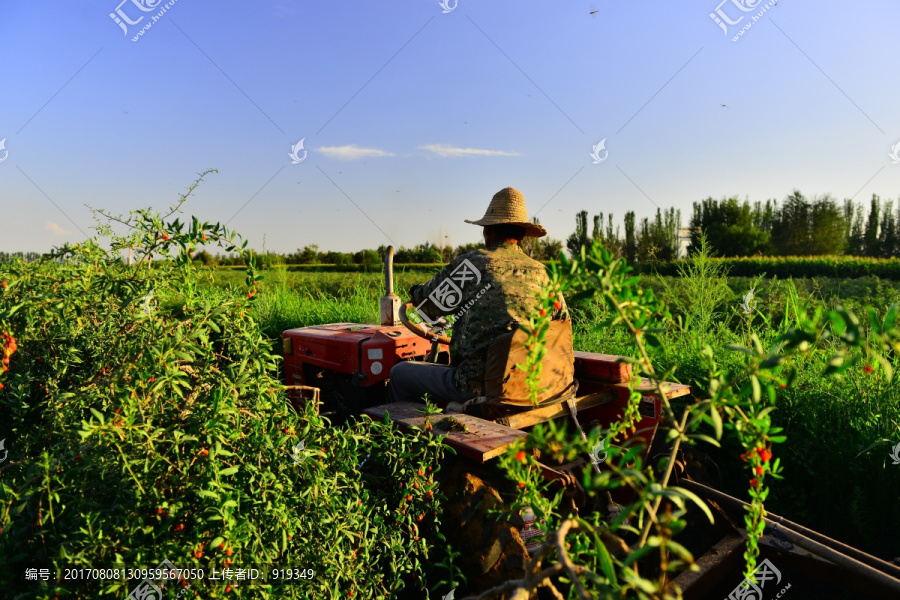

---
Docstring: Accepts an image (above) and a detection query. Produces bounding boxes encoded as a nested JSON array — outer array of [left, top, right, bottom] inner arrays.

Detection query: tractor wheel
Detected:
[[437, 456, 536, 599]]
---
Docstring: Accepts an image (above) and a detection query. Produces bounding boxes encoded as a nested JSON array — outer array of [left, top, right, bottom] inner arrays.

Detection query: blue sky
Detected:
[[2, 0, 899, 254]]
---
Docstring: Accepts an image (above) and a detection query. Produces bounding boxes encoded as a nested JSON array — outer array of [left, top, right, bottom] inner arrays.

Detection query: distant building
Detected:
[[677, 227, 692, 259]]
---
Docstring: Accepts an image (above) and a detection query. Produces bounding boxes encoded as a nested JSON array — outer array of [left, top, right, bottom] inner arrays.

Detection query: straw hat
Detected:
[[464, 187, 547, 238]]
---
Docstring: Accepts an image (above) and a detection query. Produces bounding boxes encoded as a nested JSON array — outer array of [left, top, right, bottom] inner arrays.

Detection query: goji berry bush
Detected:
[[498, 239, 900, 598], [0, 184, 450, 599]]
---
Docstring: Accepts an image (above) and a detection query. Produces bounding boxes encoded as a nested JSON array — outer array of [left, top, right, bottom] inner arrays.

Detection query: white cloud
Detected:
[[45, 221, 71, 236], [317, 145, 394, 160], [418, 144, 520, 158]]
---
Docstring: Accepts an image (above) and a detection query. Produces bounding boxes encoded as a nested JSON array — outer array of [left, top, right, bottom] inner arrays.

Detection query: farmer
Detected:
[[388, 187, 575, 419]]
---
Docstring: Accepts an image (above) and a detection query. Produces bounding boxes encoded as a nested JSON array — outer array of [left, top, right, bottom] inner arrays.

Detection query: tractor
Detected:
[[281, 247, 688, 593], [281, 248, 900, 599]]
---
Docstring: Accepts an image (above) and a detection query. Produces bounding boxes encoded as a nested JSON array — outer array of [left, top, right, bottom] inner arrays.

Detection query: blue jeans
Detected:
[[388, 361, 475, 404]]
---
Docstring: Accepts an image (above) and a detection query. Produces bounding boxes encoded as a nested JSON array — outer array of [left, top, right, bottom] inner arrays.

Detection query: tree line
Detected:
[[206, 222, 565, 268], [0, 252, 42, 264], [690, 191, 900, 258], [565, 190, 900, 261], [7, 190, 900, 266], [566, 207, 682, 262]]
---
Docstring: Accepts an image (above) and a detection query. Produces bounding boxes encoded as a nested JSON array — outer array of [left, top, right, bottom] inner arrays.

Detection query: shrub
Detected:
[[0, 181, 450, 599]]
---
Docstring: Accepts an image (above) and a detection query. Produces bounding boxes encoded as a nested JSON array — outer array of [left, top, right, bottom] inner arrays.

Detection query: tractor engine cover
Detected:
[[283, 323, 444, 417]]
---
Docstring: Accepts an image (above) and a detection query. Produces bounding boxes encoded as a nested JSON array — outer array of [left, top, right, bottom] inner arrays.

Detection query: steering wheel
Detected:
[[399, 299, 452, 346]]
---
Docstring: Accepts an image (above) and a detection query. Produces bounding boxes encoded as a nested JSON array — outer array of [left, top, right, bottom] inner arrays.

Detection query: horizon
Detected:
[[3, 1, 899, 254]]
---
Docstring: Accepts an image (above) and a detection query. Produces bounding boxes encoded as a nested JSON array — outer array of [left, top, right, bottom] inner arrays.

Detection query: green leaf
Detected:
[[219, 466, 240, 477], [709, 405, 723, 440], [756, 406, 776, 420], [726, 344, 755, 355], [853, 438, 893, 458], [89, 408, 105, 423], [688, 433, 721, 447], [669, 486, 714, 524], [594, 532, 618, 585], [750, 375, 761, 403]]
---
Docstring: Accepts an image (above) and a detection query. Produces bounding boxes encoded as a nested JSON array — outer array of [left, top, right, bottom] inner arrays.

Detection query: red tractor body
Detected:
[[282, 322, 674, 458], [283, 322, 449, 418]]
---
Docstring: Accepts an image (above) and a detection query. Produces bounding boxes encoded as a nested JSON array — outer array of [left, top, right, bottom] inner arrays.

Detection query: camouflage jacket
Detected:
[[409, 241, 569, 397]]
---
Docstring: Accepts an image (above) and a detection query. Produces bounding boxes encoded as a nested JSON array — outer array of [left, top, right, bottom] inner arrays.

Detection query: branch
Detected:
[[461, 520, 597, 600]]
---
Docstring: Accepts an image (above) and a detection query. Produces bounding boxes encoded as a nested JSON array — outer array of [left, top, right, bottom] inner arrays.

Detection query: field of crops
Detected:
[[216, 264, 900, 558], [2, 231, 900, 599], [637, 255, 900, 280]]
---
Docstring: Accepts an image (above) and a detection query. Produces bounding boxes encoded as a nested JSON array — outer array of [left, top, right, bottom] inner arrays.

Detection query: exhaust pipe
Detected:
[[380, 246, 401, 326]]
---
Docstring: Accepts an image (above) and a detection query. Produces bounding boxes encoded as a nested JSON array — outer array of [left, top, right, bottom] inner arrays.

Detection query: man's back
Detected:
[[410, 241, 568, 396]]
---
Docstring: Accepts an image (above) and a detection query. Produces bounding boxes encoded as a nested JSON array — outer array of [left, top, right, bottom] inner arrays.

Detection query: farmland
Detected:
[[216, 263, 900, 557], [2, 238, 899, 599]]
